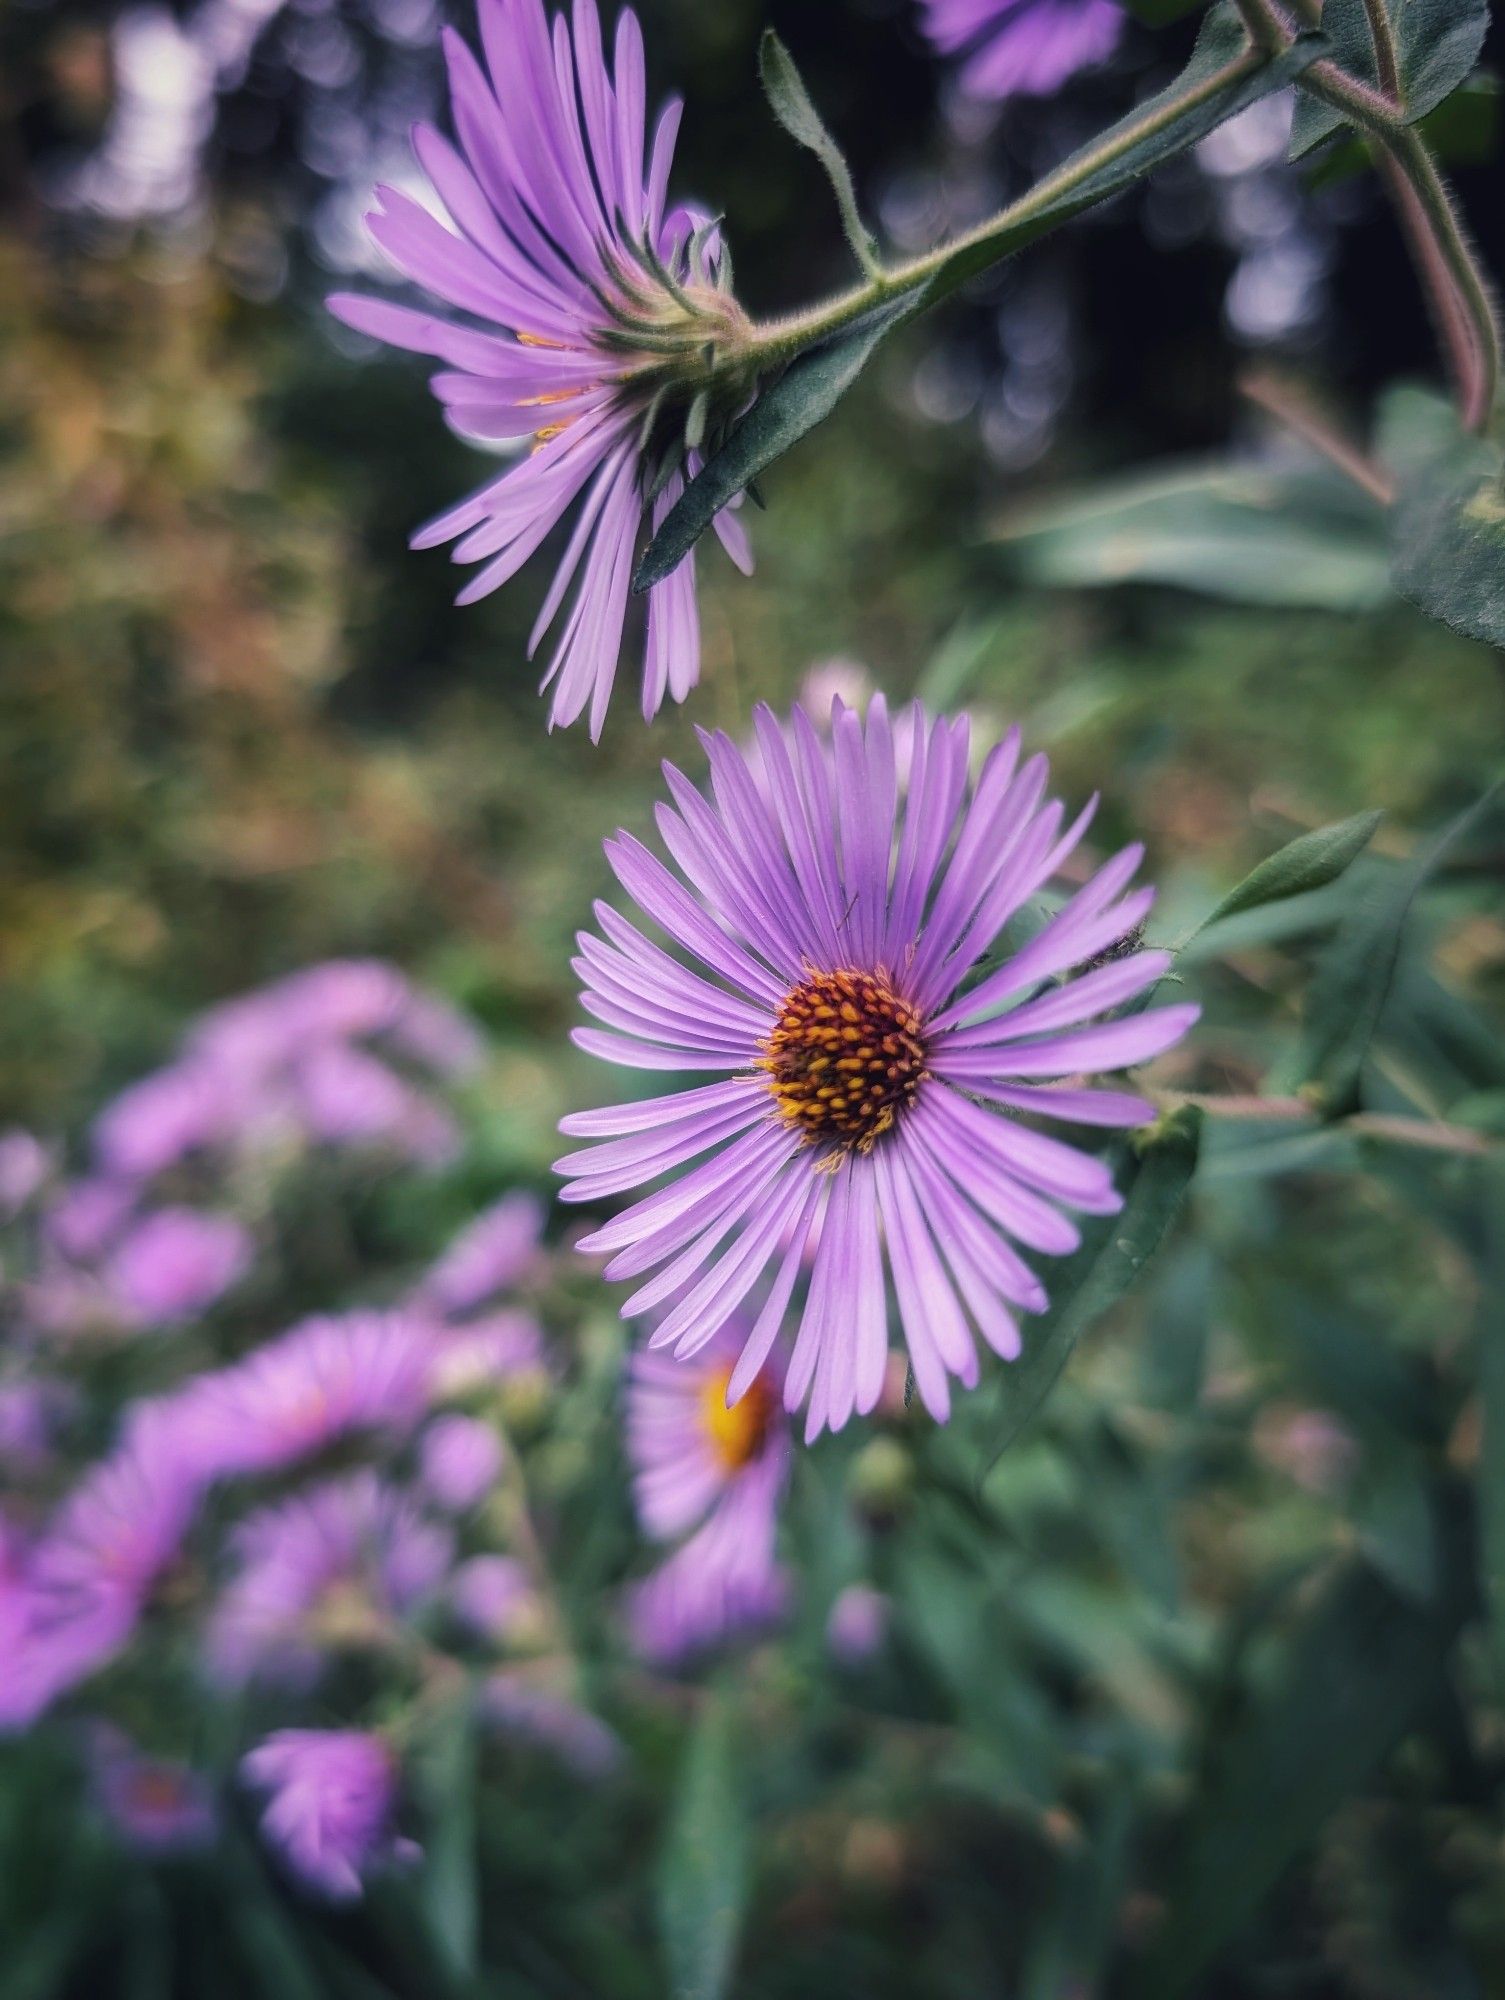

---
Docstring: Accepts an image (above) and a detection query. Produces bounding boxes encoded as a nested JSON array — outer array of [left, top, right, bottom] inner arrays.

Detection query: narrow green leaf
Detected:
[[1197, 809, 1384, 933], [1391, 448, 1505, 650], [1477, 1158, 1505, 1681], [416, 1698, 479, 1979], [632, 295, 912, 593], [1290, 0, 1489, 158], [1129, 1554, 1460, 1999], [985, 1107, 1202, 1465], [636, 9, 1325, 590], [1300, 777, 1503, 1113], [758, 31, 881, 279], [657, 1692, 749, 2000]]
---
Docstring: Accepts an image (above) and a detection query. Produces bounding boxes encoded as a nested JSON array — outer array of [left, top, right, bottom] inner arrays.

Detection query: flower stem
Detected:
[[741, 45, 1262, 367], [1238, 367, 1396, 505]]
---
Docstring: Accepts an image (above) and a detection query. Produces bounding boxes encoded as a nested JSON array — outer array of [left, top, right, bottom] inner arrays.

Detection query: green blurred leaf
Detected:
[[1478, 1158, 1505, 1680], [1130, 1554, 1461, 1998], [1197, 809, 1384, 933], [986, 1107, 1203, 1464], [416, 1698, 480, 1979], [639, 10, 1326, 588], [657, 1693, 749, 2000], [1290, 0, 1489, 157], [992, 461, 1391, 611], [759, 31, 881, 278], [1300, 777, 1503, 1113], [1391, 448, 1505, 650]]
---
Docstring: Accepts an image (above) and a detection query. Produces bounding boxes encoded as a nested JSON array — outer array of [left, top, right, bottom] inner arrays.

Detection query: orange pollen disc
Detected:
[[700, 1363, 777, 1472], [759, 967, 928, 1154]]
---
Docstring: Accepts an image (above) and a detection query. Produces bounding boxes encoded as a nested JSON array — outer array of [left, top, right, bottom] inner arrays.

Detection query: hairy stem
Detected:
[[1239, 367, 1396, 504]]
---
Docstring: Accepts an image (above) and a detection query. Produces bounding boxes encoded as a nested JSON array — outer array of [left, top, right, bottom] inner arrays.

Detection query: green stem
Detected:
[[1233, 0, 1500, 432], [742, 45, 1262, 367]]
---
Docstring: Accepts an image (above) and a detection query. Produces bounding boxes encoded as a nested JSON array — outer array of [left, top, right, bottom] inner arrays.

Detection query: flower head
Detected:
[[242, 1729, 418, 1903], [418, 1414, 506, 1513], [920, 0, 1124, 101], [88, 1727, 217, 1855], [329, 0, 755, 738], [105, 1207, 253, 1327], [626, 1468, 788, 1665], [559, 699, 1198, 1440], [206, 1472, 453, 1688], [413, 1192, 544, 1318], [156, 1311, 437, 1484]]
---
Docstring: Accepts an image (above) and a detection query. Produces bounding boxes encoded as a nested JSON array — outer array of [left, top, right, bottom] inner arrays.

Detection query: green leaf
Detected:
[[1290, 0, 1489, 158], [1129, 1555, 1461, 1999], [993, 460, 1392, 612], [416, 1698, 479, 1978], [637, 9, 1326, 590], [1196, 809, 1384, 933], [1391, 448, 1505, 650], [657, 1693, 749, 2000], [1477, 1158, 1505, 1681], [985, 1107, 1203, 1465], [1300, 777, 1503, 1113], [759, 31, 881, 279]]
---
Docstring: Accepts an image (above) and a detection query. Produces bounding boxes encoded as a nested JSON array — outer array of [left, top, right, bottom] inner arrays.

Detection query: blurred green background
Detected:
[[3, 0, 1505, 1994]]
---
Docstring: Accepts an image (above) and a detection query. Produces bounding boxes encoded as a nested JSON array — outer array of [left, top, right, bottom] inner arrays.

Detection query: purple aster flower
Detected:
[[432, 1310, 550, 1397], [558, 698, 1198, 1440], [0, 1129, 51, 1218], [242, 1729, 418, 1903], [418, 1415, 505, 1513], [480, 1672, 623, 1779], [292, 1042, 461, 1165], [5, 1431, 200, 1723], [919, 0, 1124, 102], [87, 1726, 217, 1855], [626, 1460, 789, 1666], [328, 0, 755, 739], [206, 1472, 453, 1688], [412, 1192, 544, 1318], [826, 1583, 890, 1665], [92, 1065, 231, 1181], [450, 1553, 540, 1643], [626, 1319, 788, 1542], [104, 1207, 254, 1327], [44, 1178, 137, 1264], [154, 1310, 437, 1483], [0, 1378, 75, 1477]]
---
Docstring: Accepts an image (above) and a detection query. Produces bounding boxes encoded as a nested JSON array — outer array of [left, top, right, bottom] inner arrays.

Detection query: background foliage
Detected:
[[2, 0, 1504, 1994]]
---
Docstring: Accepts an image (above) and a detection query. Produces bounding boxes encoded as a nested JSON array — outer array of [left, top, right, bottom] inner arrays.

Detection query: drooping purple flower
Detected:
[[919, 0, 1124, 101], [206, 1472, 453, 1688], [558, 698, 1198, 1440], [87, 1726, 217, 1855], [242, 1729, 418, 1903], [153, 1310, 437, 1484], [412, 1192, 544, 1318], [418, 1415, 505, 1513], [104, 1207, 254, 1327], [328, 0, 755, 739]]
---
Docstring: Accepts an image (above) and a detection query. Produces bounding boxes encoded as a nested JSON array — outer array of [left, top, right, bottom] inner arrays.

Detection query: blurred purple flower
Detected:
[[88, 1726, 217, 1855], [919, 0, 1124, 101], [206, 1472, 453, 1688], [413, 1192, 544, 1318], [328, 0, 754, 738], [432, 1310, 550, 1398], [293, 1042, 460, 1165], [0, 1129, 51, 1218], [450, 1553, 538, 1644], [242, 1729, 418, 1903], [0, 1378, 75, 1476], [419, 1415, 505, 1513], [826, 1584, 890, 1666], [627, 1464, 788, 1667], [105, 1207, 254, 1327], [560, 699, 1196, 1439], [93, 1065, 230, 1182], [480, 1673, 623, 1779], [44, 1178, 137, 1264], [154, 1311, 437, 1484]]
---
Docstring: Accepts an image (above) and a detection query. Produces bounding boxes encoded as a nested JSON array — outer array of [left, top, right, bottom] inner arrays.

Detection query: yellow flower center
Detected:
[[760, 968, 928, 1154], [699, 1363, 776, 1473]]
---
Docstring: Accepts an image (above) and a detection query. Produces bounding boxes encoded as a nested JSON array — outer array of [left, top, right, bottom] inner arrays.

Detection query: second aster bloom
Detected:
[[329, 0, 754, 739], [920, 0, 1124, 101], [559, 699, 1198, 1440]]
